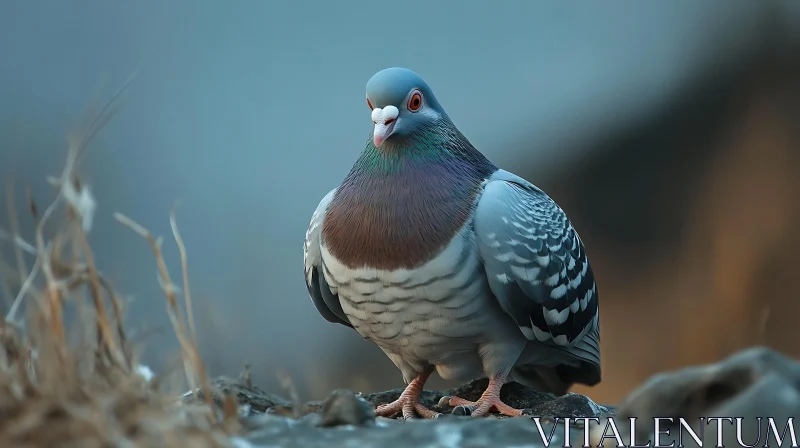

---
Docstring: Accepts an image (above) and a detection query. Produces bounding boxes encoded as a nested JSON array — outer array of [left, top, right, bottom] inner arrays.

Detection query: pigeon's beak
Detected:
[[373, 120, 395, 147], [371, 105, 399, 148]]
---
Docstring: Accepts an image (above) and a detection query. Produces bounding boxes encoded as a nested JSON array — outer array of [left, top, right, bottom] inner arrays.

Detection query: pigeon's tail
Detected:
[[512, 329, 602, 396]]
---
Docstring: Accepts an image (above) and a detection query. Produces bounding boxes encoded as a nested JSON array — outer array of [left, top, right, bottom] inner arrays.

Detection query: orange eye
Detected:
[[407, 90, 422, 112], [367, 97, 374, 110]]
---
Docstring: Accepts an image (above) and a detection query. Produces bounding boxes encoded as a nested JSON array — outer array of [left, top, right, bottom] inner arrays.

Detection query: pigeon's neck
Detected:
[[323, 124, 496, 271]]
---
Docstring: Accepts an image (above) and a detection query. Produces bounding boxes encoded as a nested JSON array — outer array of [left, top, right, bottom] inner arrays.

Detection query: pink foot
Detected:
[[439, 374, 524, 417], [375, 368, 441, 419]]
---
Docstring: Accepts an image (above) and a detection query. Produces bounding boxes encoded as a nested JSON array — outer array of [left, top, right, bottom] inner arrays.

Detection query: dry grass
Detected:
[[0, 85, 240, 447]]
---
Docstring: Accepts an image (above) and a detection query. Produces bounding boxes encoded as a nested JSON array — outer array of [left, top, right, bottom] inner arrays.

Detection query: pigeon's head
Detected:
[[365, 67, 447, 148]]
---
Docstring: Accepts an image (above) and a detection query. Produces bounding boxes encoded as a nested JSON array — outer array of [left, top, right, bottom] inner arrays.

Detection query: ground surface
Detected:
[[182, 347, 800, 448]]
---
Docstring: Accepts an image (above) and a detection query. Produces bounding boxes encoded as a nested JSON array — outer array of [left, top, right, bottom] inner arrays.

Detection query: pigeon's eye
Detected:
[[407, 90, 422, 112], [367, 98, 374, 110]]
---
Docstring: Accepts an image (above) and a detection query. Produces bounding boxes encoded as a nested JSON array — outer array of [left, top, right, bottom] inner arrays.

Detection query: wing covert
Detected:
[[474, 170, 598, 347]]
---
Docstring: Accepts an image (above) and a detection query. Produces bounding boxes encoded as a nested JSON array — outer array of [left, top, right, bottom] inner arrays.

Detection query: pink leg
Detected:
[[440, 373, 524, 417], [375, 367, 441, 419]]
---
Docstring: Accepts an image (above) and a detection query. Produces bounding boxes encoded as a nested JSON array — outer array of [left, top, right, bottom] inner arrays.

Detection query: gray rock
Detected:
[[318, 389, 376, 428], [614, 346, 800, 447]]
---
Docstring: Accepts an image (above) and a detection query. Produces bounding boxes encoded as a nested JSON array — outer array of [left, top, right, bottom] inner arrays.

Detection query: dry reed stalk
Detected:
[[5, 181, 28, 297], [113, 212, 217, 421]]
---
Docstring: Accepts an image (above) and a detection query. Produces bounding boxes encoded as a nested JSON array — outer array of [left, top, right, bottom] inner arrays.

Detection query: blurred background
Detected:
[[1, 1, 799, 405]]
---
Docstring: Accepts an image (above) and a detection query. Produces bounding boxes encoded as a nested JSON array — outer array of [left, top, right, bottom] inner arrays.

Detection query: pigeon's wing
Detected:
[[474, 170, 600, 362], [304, 189, 352, 328]]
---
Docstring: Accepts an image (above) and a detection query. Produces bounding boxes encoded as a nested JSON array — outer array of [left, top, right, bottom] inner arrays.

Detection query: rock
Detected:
[[317, 389, 376, 428], [526, 392, 613, 420], [614, 346, 800, 447]]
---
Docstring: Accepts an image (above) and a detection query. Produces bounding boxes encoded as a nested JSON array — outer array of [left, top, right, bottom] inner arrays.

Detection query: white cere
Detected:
[[371, 105, 399, 125]]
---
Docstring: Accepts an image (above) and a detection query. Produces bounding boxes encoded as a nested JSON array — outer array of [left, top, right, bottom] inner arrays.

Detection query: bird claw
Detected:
[[439, 394, 523, 418], [411, 402, 442, 420], [376, 398, 441, 419], [375, 368, 441, 419]]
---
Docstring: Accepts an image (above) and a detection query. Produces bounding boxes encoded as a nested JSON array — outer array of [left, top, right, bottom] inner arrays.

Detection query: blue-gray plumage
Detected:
[[303, 67, 601, 419]]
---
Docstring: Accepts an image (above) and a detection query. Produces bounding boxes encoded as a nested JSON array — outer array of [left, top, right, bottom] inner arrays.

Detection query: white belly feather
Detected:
[[320, 224, 527, 381]]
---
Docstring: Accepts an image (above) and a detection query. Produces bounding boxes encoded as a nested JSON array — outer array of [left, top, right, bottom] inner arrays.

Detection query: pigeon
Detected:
[[303, 67, 601, 419]]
